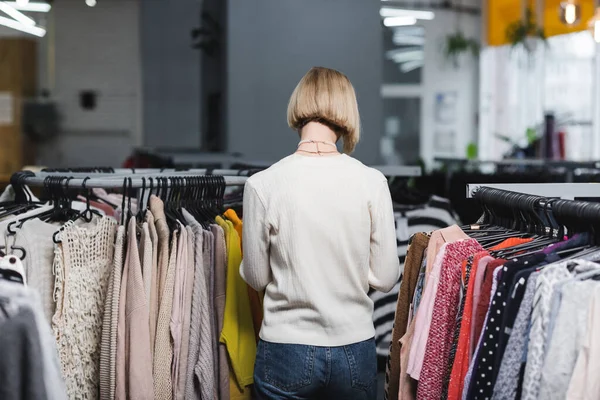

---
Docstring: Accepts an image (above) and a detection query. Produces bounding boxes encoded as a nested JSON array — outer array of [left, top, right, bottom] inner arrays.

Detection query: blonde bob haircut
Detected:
[[287, 66, 360, 154]]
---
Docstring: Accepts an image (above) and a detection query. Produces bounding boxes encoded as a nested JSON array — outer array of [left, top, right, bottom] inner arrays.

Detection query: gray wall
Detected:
[[227, 0, 383, 164], [141, 0, 201, 148], [37, 0, 141, 168]]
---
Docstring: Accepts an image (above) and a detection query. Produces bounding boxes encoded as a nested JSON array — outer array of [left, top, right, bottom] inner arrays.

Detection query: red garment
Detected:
[[416, 239, 484, 400], [447, 251, 489, 400], [470, 258, 506, 355]]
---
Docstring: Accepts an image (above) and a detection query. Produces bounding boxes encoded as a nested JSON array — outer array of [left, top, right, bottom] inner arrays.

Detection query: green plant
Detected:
[[444, 31, 480, 67], [506, 8, 546, 52]]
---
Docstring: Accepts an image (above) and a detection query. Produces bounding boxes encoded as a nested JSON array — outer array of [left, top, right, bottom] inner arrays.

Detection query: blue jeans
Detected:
[[253, 338, 377, 400]]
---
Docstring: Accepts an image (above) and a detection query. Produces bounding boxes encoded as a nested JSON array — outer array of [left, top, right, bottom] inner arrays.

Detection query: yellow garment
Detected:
[[216, 216, 256, 391], [224, 209, 264, 342]]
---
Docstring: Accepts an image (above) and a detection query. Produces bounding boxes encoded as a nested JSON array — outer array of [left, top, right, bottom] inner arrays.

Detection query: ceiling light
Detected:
[[400, 60, 423, 73], [4, 1, 50, 12], [15, 0, 27, 5], [0, 2, 35, 25], [380, 7, 435, 20], [0, 14, 44, 36], [392, 33, 425, 46], [386, 48, 424, 63], [86, 0, 97, 7], [559, 0, 581, 25], [383, 16, 417, 27], [589, 7, 600, 42]]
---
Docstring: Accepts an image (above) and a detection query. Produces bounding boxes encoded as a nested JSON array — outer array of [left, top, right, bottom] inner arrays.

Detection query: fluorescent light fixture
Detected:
[[15, 0, 27, 6], [380, 7, 435, 20], [392, 33, 425, 46], [0, 2, 35, 25], [0, 15, 45, 36], [383, 16, 417, 27], [4, 1, 50, 12], [386, 48, 424, 63], [400, 60, 423, 73]]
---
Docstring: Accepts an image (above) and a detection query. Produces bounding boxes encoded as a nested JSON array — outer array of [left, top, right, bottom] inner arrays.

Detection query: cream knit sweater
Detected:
[[240, 154, 400, 346]]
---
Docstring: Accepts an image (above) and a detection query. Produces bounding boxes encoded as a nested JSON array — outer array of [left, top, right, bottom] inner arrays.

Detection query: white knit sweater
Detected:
[[240, 153, 400, 346]]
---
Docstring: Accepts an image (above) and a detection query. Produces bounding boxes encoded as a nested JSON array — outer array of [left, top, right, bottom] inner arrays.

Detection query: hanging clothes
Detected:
[[385, 232, 429, 400], [183, 209, 217, 400], [99, 226, 126, 400], [211, 223, 231, 400], [170, 224, 188, 400], [174, 225, 195, 400], [372, 197, 457, 357], [146, 210, 159, 353], [566, 285, 600, 400], [0, 280, 67, 400], [224, 208, 263, 342], [18, 218, 60, 322], [52, 217, 117, 399], [217, 215, 255, 400], [153, 232, 178, 400], [115, 218, 153, 400]]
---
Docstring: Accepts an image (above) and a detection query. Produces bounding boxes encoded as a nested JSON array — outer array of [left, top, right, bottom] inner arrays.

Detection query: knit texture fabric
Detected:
[[240, 154, 400, 346], [146, 210, 159, 358], [416, 239, 483, 400], [212, 224, 230, 400], [442, 257, 473, 399], [170, 226, 188, 400], [140, 221, 153, 316], [196, 230, 218, 400], [182, 213, 205, 400], [153, 232, 178, 400], [175, 225, 195, 400], [149, 196, 170, 358], [182, 209, 218, 400], [115, 218, 154, 399], [99, 226, 125, 400], [19, 218, 60, 322], [52, 217, 117, 399], [447, 251, 490, 400]]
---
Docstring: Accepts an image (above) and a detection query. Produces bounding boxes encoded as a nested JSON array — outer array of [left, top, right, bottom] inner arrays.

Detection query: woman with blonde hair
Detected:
[[241, 66, 400, 399]]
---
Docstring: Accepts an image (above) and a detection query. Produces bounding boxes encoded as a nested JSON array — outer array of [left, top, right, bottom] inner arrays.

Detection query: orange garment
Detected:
[[489, 237, 534, 251], [447, 251, 489, 400], [224, 209, 264, 342]]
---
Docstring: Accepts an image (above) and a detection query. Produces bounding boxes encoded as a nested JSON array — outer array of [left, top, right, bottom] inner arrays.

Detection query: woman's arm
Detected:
[[239, 181, 272, 291], [368, 178, 401, 292]]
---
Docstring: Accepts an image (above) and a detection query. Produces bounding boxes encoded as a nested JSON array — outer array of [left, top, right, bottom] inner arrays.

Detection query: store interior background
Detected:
[[0, 0, 598, 217]]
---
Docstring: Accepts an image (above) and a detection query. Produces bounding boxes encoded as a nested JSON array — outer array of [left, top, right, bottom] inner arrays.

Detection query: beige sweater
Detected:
[[175, 226, 196, 400], [146, 211, 159, 358], [240, 154, 400, 346], [99, 226, 126, 400], [154, 231, 178, 400], [150, 196, 170, 349], [115, 219, 154, 399]]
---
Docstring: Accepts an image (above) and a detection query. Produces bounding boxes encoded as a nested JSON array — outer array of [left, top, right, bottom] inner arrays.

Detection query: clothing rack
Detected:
[[466, 183, 600, 200], [38, 165, 423, 178], [12, 171, 249, 189]]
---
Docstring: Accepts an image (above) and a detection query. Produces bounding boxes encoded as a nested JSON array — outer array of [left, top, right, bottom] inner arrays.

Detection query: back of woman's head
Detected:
[[287, 67, 360, 154]]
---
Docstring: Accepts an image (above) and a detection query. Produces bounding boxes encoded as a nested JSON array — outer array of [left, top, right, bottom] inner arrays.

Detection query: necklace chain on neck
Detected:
[[297, 140, 339, 156], [298, 139, 337, 147]]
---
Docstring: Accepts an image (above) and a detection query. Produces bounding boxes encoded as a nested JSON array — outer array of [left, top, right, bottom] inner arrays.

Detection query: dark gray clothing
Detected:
[[0, 307, 47, 400]]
